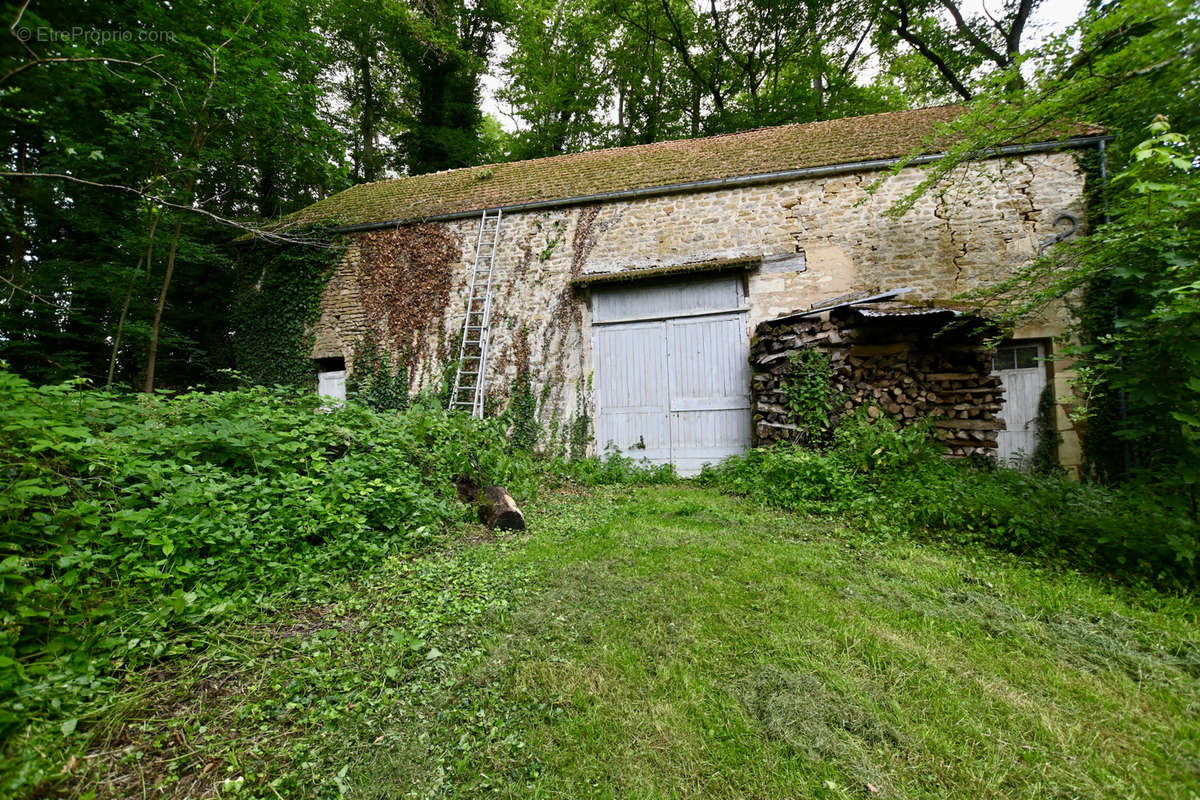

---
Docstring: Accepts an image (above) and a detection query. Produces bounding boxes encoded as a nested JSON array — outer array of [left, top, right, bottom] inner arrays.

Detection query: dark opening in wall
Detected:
[[315, 356, 346, 372]]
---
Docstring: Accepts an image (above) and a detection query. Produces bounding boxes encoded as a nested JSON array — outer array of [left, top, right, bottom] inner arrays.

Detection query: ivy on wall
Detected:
[[507, 368, 540, 452], [357, 224, 459, 366], [1032, 382, 1063, 475], [232, 230, 345, 387], [568, 374, 593, 460], [347, 337, 410, 411], [502, 325, 540, 451]]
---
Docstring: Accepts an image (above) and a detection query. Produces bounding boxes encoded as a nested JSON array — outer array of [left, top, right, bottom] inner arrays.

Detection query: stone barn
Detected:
[[281, 105, 1105, 476]]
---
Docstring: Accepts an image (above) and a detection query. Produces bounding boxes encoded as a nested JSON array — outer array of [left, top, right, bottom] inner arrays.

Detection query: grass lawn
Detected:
[[70, 485, 1198, 799]]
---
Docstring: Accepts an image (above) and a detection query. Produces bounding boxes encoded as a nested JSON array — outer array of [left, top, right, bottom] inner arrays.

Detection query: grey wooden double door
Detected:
[[592, 275, 751, 476]]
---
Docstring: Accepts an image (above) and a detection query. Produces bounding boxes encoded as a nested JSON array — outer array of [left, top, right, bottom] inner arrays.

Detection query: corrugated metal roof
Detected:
[[767, 289, 914, 323], [854, 306, 967, 318]]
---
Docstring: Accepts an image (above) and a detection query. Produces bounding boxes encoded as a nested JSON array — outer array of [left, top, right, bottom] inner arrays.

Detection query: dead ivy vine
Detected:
[[532, 205, 604, 434], [356, 224, 460, 374]]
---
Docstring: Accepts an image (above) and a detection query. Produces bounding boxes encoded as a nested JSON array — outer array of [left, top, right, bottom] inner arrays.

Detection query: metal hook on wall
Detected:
[[1038, 214, 1078, 255]]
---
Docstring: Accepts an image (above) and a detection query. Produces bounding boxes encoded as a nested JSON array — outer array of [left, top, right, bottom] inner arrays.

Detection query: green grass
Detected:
[[58, 485, 1199, 799]]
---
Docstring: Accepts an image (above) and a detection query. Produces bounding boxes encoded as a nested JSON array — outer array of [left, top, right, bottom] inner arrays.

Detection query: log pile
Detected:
[[750, 306, 1005, 458]]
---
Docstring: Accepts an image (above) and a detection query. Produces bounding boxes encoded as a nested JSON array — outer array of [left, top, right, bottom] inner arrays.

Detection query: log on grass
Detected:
[[479, 485, 526, 531]]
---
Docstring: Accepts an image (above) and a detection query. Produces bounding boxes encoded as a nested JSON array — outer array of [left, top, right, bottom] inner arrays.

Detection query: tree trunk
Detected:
[[142, 212, 184, 392], [108, 212, 159, 388], [8, 139, 26, 279], [358, 50, 378, 181]]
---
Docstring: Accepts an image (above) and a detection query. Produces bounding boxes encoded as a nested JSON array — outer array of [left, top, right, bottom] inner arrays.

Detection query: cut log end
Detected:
[[480, 485, 526, 531]]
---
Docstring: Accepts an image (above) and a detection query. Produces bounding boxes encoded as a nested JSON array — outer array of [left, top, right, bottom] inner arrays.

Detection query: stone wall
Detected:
[[309, 150, 1088, 467]]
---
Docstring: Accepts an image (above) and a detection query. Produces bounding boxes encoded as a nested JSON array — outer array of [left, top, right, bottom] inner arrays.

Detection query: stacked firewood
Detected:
[[750, 308, 1004, 458]]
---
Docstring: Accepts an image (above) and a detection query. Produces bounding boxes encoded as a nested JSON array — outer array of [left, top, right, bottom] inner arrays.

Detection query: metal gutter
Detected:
[[327, 134, 1114, 235]]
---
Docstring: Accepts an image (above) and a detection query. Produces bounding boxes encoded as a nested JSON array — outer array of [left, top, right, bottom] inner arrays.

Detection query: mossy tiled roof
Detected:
[[282, 105, 1097, 230]]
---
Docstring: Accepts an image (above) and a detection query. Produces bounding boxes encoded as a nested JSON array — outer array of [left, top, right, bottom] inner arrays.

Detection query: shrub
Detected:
[[830, 407, 940, 473], [0, 368, 542, 748], [0, 362, 691, 757], [780, 348, 836, 447], [702, 408, 1198, 586], [547, 451, 678, 486]]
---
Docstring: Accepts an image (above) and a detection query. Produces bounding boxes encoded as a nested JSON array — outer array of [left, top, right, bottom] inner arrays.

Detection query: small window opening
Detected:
[[316, 356, 347, 402]]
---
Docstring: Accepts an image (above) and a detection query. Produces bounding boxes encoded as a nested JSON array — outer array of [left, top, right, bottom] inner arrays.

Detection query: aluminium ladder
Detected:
[[448, 209, 503, 417]]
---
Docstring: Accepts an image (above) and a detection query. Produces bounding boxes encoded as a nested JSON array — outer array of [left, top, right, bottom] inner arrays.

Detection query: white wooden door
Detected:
[[593, 320, 672, 464], [317, 369, 346, 402], [667, 314, 752, 474], [992, 341, 1046, 468], [592, 275, 750, 475]]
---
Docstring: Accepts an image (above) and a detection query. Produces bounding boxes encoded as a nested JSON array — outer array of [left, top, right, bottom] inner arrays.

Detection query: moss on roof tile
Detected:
[[278, 105, 1100, 230]]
